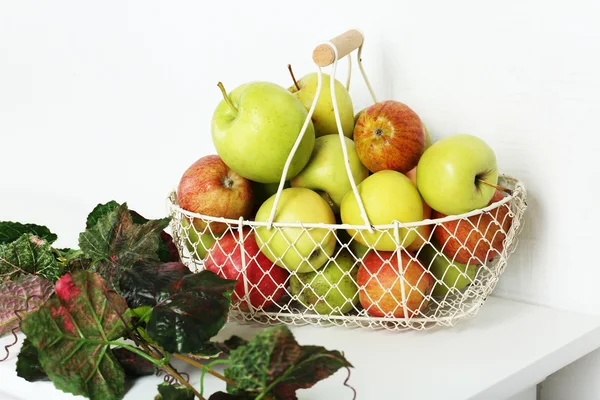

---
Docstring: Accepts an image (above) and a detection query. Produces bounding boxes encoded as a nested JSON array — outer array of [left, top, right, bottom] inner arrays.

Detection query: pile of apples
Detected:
[[176, 68, 513, 319]]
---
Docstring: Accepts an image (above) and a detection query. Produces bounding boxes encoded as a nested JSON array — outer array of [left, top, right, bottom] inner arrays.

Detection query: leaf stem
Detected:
[[173, 354, 237, 386], [477, 179, 513, 195], [217, 82, 238, 113], [109, 341, 169, 366], [199, 360, 231, 397], [162, 363, 206, 400], [288, 64, 300, 90]]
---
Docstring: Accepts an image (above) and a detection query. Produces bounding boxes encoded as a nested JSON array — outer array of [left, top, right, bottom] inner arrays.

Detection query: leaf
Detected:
[[0, 234, 60, 282], [225, 325, 352, 400], [146, 270, 237, 354], [20, 271, 132, 400], [0, 222, 57, 245], [16, 338, 47, 382], [154, 382, 194, 400], [78, 203, 170, 291], [113, 347, 156, 377], [120, 260, 191, 309], [216, 335, 249, 355], [208, 392, 252, 400], [0, 274, 54, 337], [86, 201, 120, 229]]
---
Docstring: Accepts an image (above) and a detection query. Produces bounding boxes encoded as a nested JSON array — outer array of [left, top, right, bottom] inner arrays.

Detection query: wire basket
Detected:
[[166, 29, 528, 331]]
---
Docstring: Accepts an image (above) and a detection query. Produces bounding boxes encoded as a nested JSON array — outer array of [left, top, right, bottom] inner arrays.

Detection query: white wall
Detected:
[[1, 1, 599, 398]]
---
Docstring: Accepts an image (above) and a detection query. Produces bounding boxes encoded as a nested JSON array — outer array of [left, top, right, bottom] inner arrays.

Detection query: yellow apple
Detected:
[[254, 187, 337, 273], [340, 170, 424, 251]]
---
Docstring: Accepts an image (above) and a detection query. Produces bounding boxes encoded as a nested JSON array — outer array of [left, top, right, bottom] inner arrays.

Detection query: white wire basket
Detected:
[[166, 29, 528, 331]]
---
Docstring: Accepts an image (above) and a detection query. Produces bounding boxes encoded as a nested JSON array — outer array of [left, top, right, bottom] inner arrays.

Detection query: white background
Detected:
[[1, 1, 599, 398]]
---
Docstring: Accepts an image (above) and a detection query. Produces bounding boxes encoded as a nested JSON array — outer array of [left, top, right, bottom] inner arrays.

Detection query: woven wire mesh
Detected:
[[166, 175, 527, 331]]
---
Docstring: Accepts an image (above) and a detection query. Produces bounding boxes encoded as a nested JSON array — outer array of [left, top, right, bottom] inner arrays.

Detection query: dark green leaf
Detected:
[[0, 275, 54, 337], [186, 342, 223, 360], [154, 382, 194, 400], [86, 201, 120, 229], [146, 270, 236, 354], [120, 260, 191, 309], [113, 347, 156, 377], [16, 338, 47, 382], [0, 222, 57, 245], [209, 392, 252, 400], [129, 210, 180, 263], [225, 325, 352, 400], [216, 335, 249, 354], [78, 203, 170, 291], [0, 234, 59, 282], [20, 270, 131, 400]]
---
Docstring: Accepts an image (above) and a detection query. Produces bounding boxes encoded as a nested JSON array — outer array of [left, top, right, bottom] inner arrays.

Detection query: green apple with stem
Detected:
[[340, 170, 424, 251], [290, 134, 369, 209], [289, 248, 359, 315], [416, 133, 499, 215], [212, 81, 315, 183], [417, 243, 477, 296], [287, 65, 354, 138], [254, 187, 337, 273]]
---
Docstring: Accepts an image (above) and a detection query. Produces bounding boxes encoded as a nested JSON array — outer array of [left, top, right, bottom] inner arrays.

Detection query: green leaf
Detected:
[[208, 392, 252, 400], [154, 382, 194, 400], [120, 260, 191, 309], [225, 325, 352, 400], [0, 234, 59, 282], [16, 338, 47, 382], [86, 201, 120, 230], [59, 249, 93, 274], [113, 347, 156, 377], [20, 270, 132, 400], [0, 222, 57, 245], [0, 274, 54, 337], [78, 203, 170, 291], [146, 270, 236, 354]]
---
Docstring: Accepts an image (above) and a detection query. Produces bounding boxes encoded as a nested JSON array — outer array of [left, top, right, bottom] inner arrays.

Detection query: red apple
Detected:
[[204, 228, 289, 311], [432, 190, 513, 265], [357, 250, 433, 318], [353, 100, 426, 174], [405, 167, 433, 253], [177, 155, 253, 235]]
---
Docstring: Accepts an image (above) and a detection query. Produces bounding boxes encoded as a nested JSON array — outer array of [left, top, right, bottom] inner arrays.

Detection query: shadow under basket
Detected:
[[166, 175, 527, 332]]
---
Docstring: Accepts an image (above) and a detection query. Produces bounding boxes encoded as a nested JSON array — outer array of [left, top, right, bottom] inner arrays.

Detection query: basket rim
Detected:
[[166, 174, 527, 230]]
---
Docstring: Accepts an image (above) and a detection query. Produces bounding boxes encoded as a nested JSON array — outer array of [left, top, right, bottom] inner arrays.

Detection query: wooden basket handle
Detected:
[[312, 29, 364, 67]]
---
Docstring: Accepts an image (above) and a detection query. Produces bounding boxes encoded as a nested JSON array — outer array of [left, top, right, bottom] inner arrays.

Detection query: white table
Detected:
[[2, 296, 600, 400]]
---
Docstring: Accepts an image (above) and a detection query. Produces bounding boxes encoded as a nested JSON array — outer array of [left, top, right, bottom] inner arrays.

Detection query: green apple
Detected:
[[418, 243, 477, 296], [212, 81, 315, 183], [416, 133, 498, 215], [289, 72, 354, 138], [290, 249, 359, 315], [424, 124, 432, 149], [254, 187, 336, 273], [181, 217, 218, 260], [290, 134, 369, 208], [252, 180, 290, 212], [340, 170, 424, 251]]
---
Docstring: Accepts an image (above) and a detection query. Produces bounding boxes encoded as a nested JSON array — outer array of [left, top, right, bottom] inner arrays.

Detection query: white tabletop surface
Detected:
[[2, 296, 600, 400]]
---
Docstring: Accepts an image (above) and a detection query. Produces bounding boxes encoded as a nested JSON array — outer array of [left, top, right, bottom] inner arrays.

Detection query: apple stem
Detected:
[[478, 179, 513, 195], [288, 64, 300, 91], [217, 82, 238, 113]]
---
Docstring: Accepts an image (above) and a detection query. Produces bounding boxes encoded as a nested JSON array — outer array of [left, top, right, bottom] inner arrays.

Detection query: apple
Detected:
[[254, 187, 337, 273], [177, 154, 253, 235], [181, 217, 218, 260], [353, 100, 426, 174], [432, 190, 513, 265], [340, 170, 423, 251], [317, 191, 339, 214], [288, 72, 354, 138], [404, 167, 433, 253], [357, 250, 433, 318], [289, 249, 359, 315], [416, 133, 498, 215], [290, 135, 369, 208], [252, 180, 290, 213], [204, 228, 289, 311], [417, 243, 477, 296], [212, 81, 315, 183]]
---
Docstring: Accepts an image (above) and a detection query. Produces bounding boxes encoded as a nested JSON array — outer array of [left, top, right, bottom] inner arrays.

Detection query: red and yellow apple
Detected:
[[357, 250, 433, 318], [177, 155, 253, 235], [432, 190, 513, 265], [204, 228, 289, 311], [353, 100, 426, 174]]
